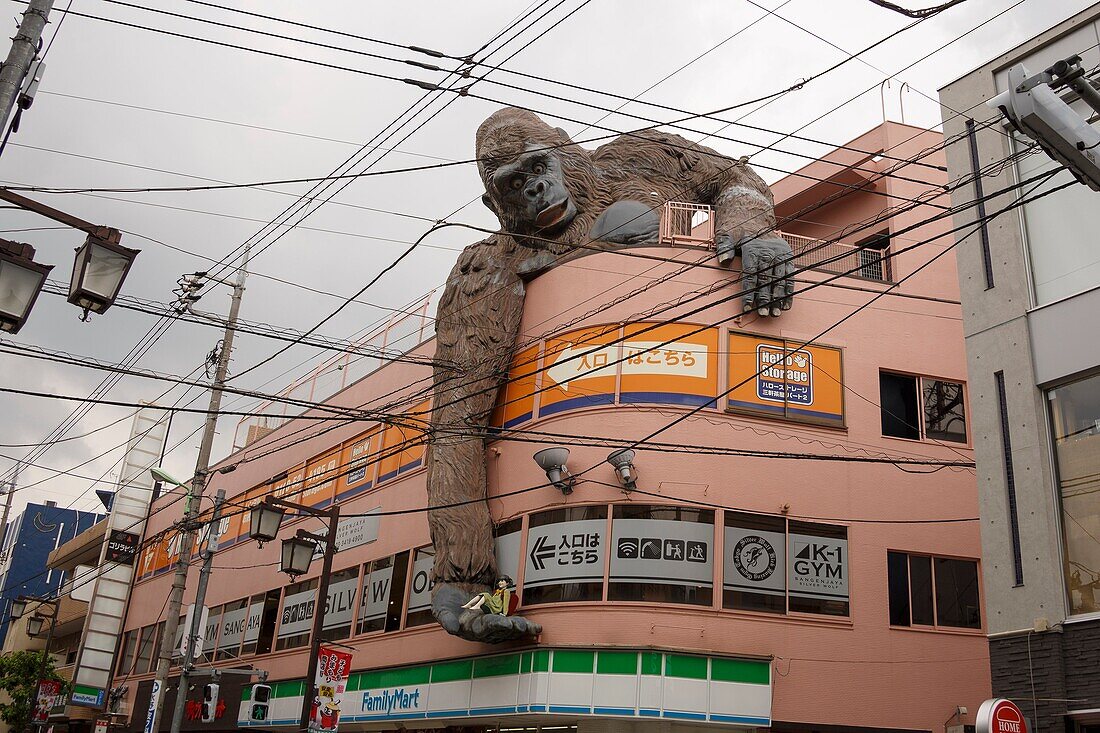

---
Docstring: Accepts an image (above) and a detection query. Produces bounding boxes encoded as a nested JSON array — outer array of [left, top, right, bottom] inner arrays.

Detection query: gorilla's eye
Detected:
[[532, 163, 546, 175], [510, 176, 524, 190]]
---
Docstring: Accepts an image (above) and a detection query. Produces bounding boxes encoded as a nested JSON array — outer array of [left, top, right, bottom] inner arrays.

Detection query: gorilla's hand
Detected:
[[433, 583, 542, 644], [740, 236, 795, 317]]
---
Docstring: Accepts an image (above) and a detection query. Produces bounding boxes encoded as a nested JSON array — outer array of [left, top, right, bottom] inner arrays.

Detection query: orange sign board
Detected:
[[539, 326, 620, 417], [727, 332, 844, 426], [378, 400, 430, 483], [620, 323, 718, 407], [491, 344, 541, 429], [302, 449, 340, 509], [338, 428, 378, 501]]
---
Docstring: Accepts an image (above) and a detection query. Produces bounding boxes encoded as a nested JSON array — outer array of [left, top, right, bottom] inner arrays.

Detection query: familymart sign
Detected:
[[238, 648, 771, 728]]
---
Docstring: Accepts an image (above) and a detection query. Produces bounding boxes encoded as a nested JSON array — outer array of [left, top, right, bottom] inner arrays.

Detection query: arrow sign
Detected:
[[529, 535, 555, 571], [546, 343, 616, 392]]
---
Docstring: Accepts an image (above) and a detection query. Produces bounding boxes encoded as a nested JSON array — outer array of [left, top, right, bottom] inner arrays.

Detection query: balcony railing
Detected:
[[659, 202, 890, 282]]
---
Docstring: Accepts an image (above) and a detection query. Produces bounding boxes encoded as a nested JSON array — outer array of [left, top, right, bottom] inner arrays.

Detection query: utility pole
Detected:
[[147, 251, 248, 733], [168, 489, 224, 733], [0, 0, 53, 134]]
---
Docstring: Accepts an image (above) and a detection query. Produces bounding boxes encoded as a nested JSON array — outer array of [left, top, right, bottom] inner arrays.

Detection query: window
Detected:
[[356, 556, 403, 635], [1049, 372, 1100, 615], [118, 630, 138, 675], [608, 505, 713, 606], [276, 579, 317, 651], [724, 512, 786, 614], [250, 590, 281, 655], [880, 372, 967, 443], [405, 548, 437, 628], [523, 506, 607, 606], [787, 521, 849, 617], [135, 624, 156, 674], [888, 551, 980, 629], [203, 605, 222, 659], [319, 567, 359, 642], [216, 598, 248, 661], [855, 231, 891, 281]]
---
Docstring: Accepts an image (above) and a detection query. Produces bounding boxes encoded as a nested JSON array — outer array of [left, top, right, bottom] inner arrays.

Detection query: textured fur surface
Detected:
[[427, 108, 777, 641]]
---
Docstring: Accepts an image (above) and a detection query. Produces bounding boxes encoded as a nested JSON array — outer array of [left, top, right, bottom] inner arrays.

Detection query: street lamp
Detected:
[[247, 495, 340, 732], [248, 500, 286, 545], [0, 240, 52, 334], [280, 536, 316, 579], [67, 235, 139, 318], [10, 598, 27, 619], [26, 615, 45, 637]]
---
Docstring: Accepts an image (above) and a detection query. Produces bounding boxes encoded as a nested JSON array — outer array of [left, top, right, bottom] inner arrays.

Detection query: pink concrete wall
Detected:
[[117, 123, 988, 732]]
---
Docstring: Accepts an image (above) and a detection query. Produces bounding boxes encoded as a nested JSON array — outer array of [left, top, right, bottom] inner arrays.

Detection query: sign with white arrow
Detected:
[[545, 343, 617, 392], [523, 518, 606, 588]]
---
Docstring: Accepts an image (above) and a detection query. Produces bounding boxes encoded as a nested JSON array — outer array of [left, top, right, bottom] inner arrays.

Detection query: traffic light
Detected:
[[201, 684, 219, 723], [249, 684, 271, 722]]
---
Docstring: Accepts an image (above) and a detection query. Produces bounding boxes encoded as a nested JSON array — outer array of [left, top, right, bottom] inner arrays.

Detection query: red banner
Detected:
[[34, 680, 61, 723], [309, 647, 352, 733]]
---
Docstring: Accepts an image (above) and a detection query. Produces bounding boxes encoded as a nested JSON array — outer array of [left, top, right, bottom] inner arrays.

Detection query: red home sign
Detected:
[[977, 698, 1027, 733]]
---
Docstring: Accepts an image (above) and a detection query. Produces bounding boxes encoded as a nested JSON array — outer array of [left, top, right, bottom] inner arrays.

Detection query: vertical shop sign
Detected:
[[523, 519, 606, 588], [309, 647, 352, 733], [724, 527, 786, 595], [788, 532, 849, 602], [610, 518, 713, 586]]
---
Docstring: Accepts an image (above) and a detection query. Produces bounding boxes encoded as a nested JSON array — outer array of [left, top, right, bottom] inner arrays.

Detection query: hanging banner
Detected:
[[724, 526, 786, 596], [727, 333, 845, 427], [524, 518, 606, 588], [610, 517, 713, 587], [788, 532, 849, 602], [310, 646, 352, 733], [34, 680, 61, 723], [620, 323, 719, 407]]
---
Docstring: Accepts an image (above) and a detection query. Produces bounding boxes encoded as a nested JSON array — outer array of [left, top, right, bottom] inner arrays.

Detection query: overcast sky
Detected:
[[0, 0, 1091, 518]]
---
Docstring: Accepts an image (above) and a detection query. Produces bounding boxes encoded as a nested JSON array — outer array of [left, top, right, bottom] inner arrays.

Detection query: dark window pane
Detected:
[[934, 558, 981, 629], [118, 631, 137, 675], [385, 551, 409, 632], [856, 231, 891, 281], [923, 379, 967, 443], [357, 557, 394, 635], [255, 590, 280, 654], [909, 555, 934, 625], [135, 624, 156, 674], [787, 521, 849, 617], [880, 372, 920, 439], [405, 548, 437, 628], [887, 551, 911, 626]]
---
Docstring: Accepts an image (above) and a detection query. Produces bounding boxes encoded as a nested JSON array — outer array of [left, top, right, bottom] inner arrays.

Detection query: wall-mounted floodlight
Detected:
[[606, 449, 638, 491], [533, 447, 574, 495]]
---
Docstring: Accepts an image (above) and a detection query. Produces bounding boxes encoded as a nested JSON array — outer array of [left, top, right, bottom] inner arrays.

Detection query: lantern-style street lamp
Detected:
[[246, 495, 340, 732], [0, 240, 52, 334], [9, 597, 27, 619], [26, 615, 45, 637], [280, 536, 316, 579], [67, 235, 140, 318], [248, 500, 286, 545]]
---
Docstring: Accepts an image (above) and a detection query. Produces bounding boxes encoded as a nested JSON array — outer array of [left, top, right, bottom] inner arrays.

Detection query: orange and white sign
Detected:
[[728, 332, 844, 427], [540, 326, 619, 416], [620, 323, 718, 407]]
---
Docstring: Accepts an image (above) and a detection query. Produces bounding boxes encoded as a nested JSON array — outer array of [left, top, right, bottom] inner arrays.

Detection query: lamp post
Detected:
[[10, 595, 59, 732], [67, 234, 140, 319], [247, 496, 340, 732]]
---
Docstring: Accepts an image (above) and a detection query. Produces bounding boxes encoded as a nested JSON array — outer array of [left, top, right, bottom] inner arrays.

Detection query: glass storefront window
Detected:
[[523, 506, 607, 606], [319, 566, 360, 642], [1049, 372, 1100, 615], [788, 521, 849, 617], [216, 598, 248, 661], [724, 511, 786, 614], [608, 505, 714, 606], [405, 548, 436, 628], [276, 579, 317, 651]]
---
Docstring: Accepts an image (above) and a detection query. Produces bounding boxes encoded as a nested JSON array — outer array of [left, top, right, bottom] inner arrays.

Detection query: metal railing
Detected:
[[659, 201, 714, 244]]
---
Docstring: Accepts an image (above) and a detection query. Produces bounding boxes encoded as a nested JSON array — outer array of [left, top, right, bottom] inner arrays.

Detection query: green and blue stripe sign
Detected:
[[238, 648, 770, 728]]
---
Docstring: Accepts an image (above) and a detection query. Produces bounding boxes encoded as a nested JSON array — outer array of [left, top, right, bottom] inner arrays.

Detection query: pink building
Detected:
[[113, 122, 990, 733]]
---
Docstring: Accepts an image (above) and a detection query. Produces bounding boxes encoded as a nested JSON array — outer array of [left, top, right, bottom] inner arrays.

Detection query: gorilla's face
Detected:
[[485, 145, 577, 238]]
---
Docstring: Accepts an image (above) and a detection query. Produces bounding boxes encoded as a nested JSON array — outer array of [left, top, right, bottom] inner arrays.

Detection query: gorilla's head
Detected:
[[476, 108, 601, 248]]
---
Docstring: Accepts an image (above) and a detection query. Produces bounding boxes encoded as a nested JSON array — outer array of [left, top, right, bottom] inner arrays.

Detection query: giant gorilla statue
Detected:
[[428, 108, 790, 642]]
